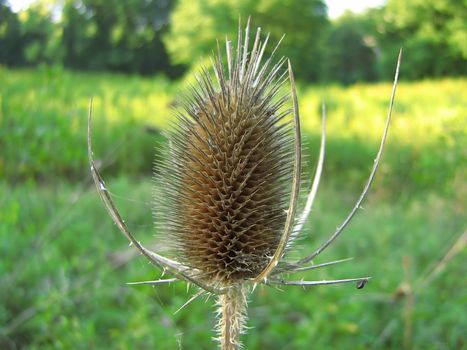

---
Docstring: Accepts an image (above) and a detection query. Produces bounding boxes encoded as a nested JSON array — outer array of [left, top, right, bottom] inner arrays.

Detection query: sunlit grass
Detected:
[[299, 78, 466, 145], [1, 65, 465, 187]]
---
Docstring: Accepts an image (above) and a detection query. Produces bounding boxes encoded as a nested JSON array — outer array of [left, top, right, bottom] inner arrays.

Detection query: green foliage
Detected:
[[1, 67, 465, 196], [0, 0, 64, 67], [61, 0, 181, 76], [19, 1, 63, 65], [0, 178, 465, 349], [0, 0, 25, 65], [0, 0, 181, 76], [299, 79, 467, 195], [376, 0, 467, 79], [0, 66, 173, 181], [164, 0, 330, 81], [0, 178, 186, 349], [1, 0, 466, 82], [321, 12, 378, 84]]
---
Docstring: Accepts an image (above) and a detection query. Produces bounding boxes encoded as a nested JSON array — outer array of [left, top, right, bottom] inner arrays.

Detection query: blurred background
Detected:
[[0, 0, 465, 349]]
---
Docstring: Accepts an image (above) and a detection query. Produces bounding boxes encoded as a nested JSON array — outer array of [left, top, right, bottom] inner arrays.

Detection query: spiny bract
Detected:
[[156, 26, 294, 285]]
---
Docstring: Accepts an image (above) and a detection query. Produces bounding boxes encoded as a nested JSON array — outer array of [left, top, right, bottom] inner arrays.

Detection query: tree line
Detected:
[[0, 0, 465, 83]]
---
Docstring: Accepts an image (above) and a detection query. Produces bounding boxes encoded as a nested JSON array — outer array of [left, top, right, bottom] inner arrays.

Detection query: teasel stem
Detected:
[[216, 286, 248, 350]]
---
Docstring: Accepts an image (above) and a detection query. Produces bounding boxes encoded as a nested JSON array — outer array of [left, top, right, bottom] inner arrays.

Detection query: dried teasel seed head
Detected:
[[155, 25, 295, 286]]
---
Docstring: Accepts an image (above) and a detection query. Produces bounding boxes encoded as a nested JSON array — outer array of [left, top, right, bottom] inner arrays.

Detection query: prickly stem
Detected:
[[216, 286, 248, 350]]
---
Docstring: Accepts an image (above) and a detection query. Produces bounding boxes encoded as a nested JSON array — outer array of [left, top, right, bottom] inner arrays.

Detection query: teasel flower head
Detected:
[[156, 22, 296, 287], [88, 18, 401, 350]]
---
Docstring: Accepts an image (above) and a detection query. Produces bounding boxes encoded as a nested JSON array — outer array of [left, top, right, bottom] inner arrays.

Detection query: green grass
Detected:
[[1, 178, 464, 349], [1, 66, 465, 193], [0, 66, 466, 349]]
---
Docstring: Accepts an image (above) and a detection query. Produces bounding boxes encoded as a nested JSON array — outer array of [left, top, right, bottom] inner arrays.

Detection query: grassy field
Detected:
[[0, 66, 466, 349]]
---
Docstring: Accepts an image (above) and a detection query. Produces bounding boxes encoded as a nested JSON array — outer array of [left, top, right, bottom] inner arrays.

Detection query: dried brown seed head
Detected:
[[156, 26, 294, 285]]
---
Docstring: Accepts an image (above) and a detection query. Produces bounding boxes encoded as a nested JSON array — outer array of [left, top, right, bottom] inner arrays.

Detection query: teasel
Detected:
[[88, 19, 401, 350]]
